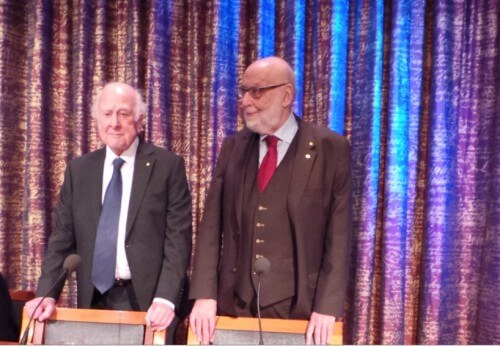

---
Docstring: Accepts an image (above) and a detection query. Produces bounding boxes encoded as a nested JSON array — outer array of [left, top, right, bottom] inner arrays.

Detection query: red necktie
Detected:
[[258, 135, 278, 192]]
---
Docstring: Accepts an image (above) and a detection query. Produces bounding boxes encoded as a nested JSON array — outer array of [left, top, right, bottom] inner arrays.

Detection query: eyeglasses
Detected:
[[237, 83, 288, 99]]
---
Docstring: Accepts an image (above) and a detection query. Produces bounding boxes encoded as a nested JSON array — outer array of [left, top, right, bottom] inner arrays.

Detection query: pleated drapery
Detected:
[[0, 0, 498, 344]]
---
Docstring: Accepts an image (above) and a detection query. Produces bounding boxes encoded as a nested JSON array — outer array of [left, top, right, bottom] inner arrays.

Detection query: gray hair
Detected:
[[91, 82, 147, 121]]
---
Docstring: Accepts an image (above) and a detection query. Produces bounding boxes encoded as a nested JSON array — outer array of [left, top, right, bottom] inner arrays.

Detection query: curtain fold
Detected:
[[0, 0, 497, 344]]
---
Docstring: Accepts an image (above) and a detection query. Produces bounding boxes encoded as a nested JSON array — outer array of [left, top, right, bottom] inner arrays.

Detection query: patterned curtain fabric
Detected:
[[0, 0, 497, 344]]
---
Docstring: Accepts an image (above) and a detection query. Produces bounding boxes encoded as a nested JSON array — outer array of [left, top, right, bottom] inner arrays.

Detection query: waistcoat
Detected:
[[236, 133, 299, 307]]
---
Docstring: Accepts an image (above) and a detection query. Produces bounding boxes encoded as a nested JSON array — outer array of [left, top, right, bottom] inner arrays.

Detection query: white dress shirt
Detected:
[[259, 113, 299, 166]]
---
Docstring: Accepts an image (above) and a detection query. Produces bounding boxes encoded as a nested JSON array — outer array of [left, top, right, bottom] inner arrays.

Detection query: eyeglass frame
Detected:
[[237, 83, 288, 99]]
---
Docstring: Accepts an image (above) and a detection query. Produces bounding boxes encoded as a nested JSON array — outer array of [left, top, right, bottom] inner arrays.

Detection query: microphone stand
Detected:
[[19, 271, 66, 344], [257, 273, 264, 345], [254, 256, 270, 345], [20, 254, 80, 345]]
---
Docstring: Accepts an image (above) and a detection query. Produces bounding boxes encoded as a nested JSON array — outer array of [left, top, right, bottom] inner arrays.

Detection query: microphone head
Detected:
[[254, 257, 271, 275], [63, 254, 81, 274]]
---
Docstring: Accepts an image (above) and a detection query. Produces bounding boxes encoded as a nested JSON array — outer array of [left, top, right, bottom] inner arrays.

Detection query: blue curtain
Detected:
[[0, 0, 497, 344]]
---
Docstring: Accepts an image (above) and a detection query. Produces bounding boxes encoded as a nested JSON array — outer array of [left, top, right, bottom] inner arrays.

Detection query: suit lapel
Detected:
[[235, 130, 259, 233], [126, 142, 154, 238], [288, 122, 317, 217]]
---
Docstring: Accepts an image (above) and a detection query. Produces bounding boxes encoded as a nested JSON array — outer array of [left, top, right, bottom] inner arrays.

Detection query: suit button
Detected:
[[256, 222, 265, 227], [231, 268, 237, 273], [258, 206, 267, 211], [255, 254, 261, 259]]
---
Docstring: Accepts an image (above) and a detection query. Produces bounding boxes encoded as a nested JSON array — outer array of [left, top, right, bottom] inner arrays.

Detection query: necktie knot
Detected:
[[265, 135, 278, 148], [113, 158, 125, 170]]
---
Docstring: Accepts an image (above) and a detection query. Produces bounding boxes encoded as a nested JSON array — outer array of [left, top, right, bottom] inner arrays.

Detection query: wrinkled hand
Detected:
[[189, 299, 217, 345], [25, 297, 56, 322], [306, 311, 336, 345], [146, 301, 175, 331]]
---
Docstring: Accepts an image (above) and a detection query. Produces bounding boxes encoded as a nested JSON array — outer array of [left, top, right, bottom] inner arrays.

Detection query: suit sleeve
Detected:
[[155, 156, 193, 303], [188, 138, 232, 300], [313, 137, 351, 316], [36, 163, 76, 299]]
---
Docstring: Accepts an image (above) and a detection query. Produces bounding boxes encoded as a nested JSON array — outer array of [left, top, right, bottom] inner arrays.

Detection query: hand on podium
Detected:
[[25, 297, 56, 322], [306, 311, 336, 345], [146, 300, 175, 331], [189, 298, 217, 345]]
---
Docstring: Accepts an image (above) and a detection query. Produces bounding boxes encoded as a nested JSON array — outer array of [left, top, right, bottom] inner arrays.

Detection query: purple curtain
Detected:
[[0, 0, 497, 344]]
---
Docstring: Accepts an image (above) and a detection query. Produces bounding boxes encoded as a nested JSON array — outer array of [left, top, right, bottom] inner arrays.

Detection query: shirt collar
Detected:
[[105, 137, 139, 166], [260, 112, 298, 144]]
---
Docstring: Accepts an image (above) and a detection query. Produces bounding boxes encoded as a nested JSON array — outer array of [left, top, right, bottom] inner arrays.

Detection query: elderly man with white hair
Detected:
[[26, 82, 192, 333]]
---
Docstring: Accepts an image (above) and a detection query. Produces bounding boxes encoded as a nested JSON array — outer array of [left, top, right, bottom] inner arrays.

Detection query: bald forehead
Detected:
[[243, 57, 294, 85]]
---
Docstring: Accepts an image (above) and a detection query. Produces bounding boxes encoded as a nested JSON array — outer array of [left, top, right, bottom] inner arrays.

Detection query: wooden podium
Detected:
[[187, 316, 343, 344], [20, 307, 165, 345]]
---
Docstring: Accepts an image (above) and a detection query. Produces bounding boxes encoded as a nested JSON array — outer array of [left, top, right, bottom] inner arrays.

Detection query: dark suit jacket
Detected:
[[189, 118, 351, 317], [0, 273, 18, 341], [36, 141, 192, 311]]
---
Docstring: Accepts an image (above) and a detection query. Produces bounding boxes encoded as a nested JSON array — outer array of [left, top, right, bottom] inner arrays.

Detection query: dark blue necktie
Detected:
[[91, 157, 125, 294]]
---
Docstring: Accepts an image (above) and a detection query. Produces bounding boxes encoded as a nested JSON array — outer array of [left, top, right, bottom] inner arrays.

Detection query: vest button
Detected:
[[256, 222, 265, 227], [258, 206, 267, 211], [231, 267, 237, 273], [255, 254, 261, 259], [256, 239, 264, 244]]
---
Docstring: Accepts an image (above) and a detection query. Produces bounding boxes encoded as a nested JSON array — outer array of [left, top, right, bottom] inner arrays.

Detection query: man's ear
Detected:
[[135, 114, 145, 131], [94, 115, 101, 132], [282, 84, 294, 107]]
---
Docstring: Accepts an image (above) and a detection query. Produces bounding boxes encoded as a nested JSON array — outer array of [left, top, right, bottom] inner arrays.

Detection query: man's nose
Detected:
[[240, 91, 252, 107], [110, 113, 120, 127]]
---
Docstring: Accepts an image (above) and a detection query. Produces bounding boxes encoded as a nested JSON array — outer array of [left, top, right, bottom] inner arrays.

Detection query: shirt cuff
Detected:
[[152, 297, 175, 310]]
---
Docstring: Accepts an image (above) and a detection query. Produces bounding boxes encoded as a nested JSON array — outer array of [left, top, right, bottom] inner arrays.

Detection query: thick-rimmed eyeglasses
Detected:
[[237, 83, 288, 99]]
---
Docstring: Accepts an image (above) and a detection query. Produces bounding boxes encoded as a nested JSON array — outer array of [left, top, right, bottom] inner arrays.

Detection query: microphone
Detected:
[[20, 254, 81, 344], [254, 257, 270, 276], [254, 257, 271, 345]]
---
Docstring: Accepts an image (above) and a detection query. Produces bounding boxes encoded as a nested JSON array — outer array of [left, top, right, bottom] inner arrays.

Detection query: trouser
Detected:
[[91, 280, 178, 344], [91, 279, 140, 311]]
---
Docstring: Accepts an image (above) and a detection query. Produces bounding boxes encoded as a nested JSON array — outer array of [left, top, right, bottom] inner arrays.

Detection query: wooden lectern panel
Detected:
[[20, 307, 166, 345], [187, 316, 343, 345]]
